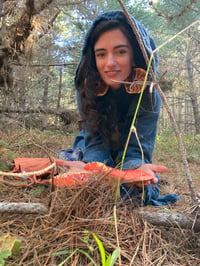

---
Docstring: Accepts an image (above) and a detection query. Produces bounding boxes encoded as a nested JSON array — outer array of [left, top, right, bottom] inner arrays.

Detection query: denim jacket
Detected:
[[73, 87, 161, 170]]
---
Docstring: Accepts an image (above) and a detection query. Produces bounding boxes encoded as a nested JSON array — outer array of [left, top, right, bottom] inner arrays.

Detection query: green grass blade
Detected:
[[52, 250, 71, 256], [109, 248, 120, 266], [57, 249, 77, 266], [92, 233, 106, 266], [78, 248, 97, 266], [105, 254, 111, 266]]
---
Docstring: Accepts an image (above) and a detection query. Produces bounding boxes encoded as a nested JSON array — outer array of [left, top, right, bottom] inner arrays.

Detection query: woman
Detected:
[[62, 10, 179, 206]]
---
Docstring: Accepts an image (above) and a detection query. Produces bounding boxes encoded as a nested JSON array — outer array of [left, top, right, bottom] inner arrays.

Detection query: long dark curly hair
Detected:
[[75, 18, 146, 150]]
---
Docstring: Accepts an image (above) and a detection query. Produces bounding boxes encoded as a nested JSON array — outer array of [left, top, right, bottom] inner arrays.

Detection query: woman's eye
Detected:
[[96, 53, 105, 58], [118, 49, 127, 55]]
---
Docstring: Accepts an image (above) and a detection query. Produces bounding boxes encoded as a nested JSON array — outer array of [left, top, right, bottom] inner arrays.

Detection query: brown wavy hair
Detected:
[[75, 19, 145, 149]]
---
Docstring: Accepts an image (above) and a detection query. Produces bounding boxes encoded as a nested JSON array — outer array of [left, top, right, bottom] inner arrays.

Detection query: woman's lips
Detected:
[[104, 71, 120, 78]]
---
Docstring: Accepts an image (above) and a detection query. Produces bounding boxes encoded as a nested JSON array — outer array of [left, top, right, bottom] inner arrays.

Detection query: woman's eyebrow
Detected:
[[94, 48, 106, 53], [95, 44, 129, 53], [114, 44, 129, 49]]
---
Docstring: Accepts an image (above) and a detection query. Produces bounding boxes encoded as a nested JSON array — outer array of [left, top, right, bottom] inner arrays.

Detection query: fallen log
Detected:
[[0, 107, 71, 115], [137, 210, 200, 232], [0, 107, 78, 125], [0, 202, 48, 214], [1, 202, 199, 232]]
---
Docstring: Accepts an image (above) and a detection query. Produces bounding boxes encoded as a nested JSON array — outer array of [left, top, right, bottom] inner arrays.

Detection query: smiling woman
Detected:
[[67, 10, 180, 206], [94, 29, 133, 89]]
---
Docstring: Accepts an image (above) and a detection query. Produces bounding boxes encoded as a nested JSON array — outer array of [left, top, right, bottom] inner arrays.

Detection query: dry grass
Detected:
[[0, 181, 199, 265], [0, 128, 200, 265]]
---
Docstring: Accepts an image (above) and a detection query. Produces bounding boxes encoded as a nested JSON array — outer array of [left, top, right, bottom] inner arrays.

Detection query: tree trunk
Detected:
[[41, 67, 50, 128], [42, 68, 49, 107], [57, 67, 62, 109], [185, 49, 200, 134], [189, 94, 200, 134]]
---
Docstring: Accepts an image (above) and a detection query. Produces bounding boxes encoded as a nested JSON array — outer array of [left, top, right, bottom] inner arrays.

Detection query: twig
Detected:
[[0, 161, 56, 177]]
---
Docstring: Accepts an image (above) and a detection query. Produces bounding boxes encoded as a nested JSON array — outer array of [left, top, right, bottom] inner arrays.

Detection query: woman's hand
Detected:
[[134, 164, 168, 187], [55, 159, 86, 172], [54, 160, 168, 188]]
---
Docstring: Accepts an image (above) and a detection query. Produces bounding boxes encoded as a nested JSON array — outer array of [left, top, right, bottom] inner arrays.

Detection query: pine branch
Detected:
[[149, 0, 197, 21]]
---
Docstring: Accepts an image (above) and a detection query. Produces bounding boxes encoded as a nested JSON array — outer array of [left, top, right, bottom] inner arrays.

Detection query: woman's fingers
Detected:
[[55, 159, 86, 171], [134, 164, 168, 187], [140, 164, 168, 174], [149, 164, 169, 173]]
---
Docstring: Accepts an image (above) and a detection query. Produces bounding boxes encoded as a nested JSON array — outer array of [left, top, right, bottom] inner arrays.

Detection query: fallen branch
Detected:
[[137, 210, 200, 232], [1, 201, 199, 233], [0, 107, 78, 125], [0, 202, 48, 214], [0, 107, 75, 116]]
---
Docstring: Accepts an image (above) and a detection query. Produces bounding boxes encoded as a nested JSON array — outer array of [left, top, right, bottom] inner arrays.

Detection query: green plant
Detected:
[[92, 233, 120, 266], [30, 185, 47, 195], [52, 230, 96, 266], [52, 231, 120, 266], [0, 233, 21, 266], [82, 230, 95, 252], [0, 140, 17, 171], [52, 249, 97, 266]]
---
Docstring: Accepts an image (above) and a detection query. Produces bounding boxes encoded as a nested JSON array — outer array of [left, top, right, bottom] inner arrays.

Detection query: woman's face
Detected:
[[94, 28, 134, 90]]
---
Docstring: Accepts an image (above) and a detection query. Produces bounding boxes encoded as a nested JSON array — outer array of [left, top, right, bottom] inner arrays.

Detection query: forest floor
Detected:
[[0, 128, 200, 265]]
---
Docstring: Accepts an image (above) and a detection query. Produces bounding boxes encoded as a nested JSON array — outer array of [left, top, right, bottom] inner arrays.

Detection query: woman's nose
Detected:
[[106, 53, 116, 66]]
